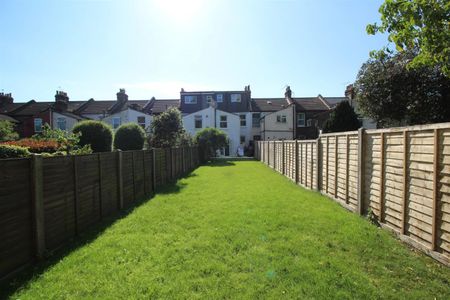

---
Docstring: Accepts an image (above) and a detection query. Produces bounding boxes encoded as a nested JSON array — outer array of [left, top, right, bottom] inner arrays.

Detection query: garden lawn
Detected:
[[6, 160, 450, 299]]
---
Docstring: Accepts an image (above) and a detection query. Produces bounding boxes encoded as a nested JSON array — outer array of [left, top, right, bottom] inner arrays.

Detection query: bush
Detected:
[[322, 101, 361, 133], [114, 123, 146, 151], [32, 124, 92, 155], [195, 128, 228, 162], [73, 121, 113, 153], [0, 120, 19, 142], [0, 144, 30, 159], [3, 138, 60, 153]]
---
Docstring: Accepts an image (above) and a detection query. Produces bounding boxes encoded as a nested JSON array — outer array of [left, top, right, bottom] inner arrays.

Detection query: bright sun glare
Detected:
[[154, 0, 204, 22]]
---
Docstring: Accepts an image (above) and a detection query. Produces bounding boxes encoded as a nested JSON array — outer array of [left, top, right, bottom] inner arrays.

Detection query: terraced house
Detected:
[[0, 85, 363, 155]]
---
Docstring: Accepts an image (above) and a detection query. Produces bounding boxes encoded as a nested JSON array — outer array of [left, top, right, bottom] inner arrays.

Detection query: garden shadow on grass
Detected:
[[0, 171, 196, 299]]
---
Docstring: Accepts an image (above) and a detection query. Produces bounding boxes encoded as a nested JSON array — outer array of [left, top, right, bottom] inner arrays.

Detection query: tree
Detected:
[[149, 107, 184, 148], [322, 101, 361, 133], [114, 123, 146, 151], [195, 128, 228, 162], [73, 120, 113, 152], [367, 0, 450, 76], [0, 120, 19, 141], [354, 50, 450, 127]]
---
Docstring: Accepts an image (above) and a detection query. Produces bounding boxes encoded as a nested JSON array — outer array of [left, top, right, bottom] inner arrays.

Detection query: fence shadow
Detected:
[[0, 171, 196, 299]]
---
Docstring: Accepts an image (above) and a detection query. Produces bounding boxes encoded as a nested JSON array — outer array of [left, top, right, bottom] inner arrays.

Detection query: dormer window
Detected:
[[206, 95, 213, 104], [185, 95, 197, 104], [216, 94, 223, 102], [231, 94, 241, 103]]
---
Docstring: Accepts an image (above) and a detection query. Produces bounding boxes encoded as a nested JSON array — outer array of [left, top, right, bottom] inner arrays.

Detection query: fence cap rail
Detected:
[[320, 130, 359, 137]]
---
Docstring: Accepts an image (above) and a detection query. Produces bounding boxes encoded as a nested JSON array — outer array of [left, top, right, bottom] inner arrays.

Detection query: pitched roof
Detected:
[[149, 99, 180, 114], [0, 114, 19, 122], [251, 98, 288, 112], [322, 96, 348, 108], [8, 101, 51, 116], [293, 97, 330, 111], [0, 103, 27, 113]]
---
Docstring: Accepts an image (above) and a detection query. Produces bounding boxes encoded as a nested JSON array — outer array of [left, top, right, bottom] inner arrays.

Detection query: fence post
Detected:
[[31, 154, 45, 259], [432, 128, 440, 251], [273, 141, 276, 170], [325, 136, 329, 194], [379, 132, 385, 222], [117, 150, 124, 210], [357, 128, 365, 215], [401, 130, 408, 235], [316, 138, 320, 191], [98, 153, 103, 219], [345, 135, 349, 204], [73, 156, 80, 235], [334, 136, 338, 198], [152, 149, 157, 192], [295, 140, 299, 184], [282, 141, 285, 175]]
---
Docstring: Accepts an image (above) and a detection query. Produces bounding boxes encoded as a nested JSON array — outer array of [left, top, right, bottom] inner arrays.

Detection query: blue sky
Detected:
[[0, 0, 387, 102]]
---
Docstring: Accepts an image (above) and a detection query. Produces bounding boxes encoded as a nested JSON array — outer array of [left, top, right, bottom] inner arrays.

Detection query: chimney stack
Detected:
[[284, 86, 293, 105], [0, 92, 14, 108], [54, 90, 69, 111], [345, 84, 355, 100], [116, 88, 128, 103]]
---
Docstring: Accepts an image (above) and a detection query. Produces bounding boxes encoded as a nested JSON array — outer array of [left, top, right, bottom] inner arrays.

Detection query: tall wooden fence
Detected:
[[255, 123, 450, 265], [0, 146, 199, 279]]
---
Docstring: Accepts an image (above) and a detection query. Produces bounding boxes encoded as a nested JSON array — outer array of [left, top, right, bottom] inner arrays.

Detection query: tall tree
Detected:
[[322, 101, 361, 133], [366, 0, 450, 76], [354, 50, 450, 127], [150, 107, 185, 148]]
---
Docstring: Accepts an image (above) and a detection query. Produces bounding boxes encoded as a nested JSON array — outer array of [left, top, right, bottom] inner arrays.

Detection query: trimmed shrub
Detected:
[[195, 128, 228, 162], [0, 144, 30, 159], [114, 123, 146, 151], [3, 138, 60, 153], [73, 121, 113, 152]]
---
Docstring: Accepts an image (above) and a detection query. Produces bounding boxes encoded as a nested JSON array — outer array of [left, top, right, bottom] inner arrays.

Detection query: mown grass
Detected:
[[4, 160, 450, 299]]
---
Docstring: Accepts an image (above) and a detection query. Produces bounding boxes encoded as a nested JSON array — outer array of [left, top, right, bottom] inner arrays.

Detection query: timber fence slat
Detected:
[[0, 146, 200, 280], [255, 122, 450, 265]]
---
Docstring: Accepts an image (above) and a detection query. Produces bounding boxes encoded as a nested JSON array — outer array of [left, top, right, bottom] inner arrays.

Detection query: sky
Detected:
[[0, 0, 388, 102]]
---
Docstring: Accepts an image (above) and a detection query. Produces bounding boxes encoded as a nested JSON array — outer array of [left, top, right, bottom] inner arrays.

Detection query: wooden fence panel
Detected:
[[364, 132, 382, 217], [0, 159, 33, 278], [122, 152, 134, 208], [144, 150, 153, 196], [75, 155, 101, 232], [42, 156, 76, 250], [132, 151, 146, 201], [439, 128, 450, 257], [99, 152, 119, 217], [348, 134, 359, 210]]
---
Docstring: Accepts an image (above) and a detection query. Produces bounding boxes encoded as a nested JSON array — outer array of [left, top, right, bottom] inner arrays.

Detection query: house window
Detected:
[[307, 119, 313, 127], [220, 115, 227, 128], [240, 114, 246, 127], [216, 94, 223, 102], [112, 117, 121, 129], [34, 118, 43, 132], [195, 115, 202, 129], [185, 95, 197, 104], [137, 116, 146, 128], [252, 113, 261, 128], [253, 135, 261, 141], [231, 94, 241, 102], [240, 136, 245, 144], [276, 115, 287, 123], [206, 95, 213, 104], [56, 117, 66, 130], [297, 113, 306, 127]]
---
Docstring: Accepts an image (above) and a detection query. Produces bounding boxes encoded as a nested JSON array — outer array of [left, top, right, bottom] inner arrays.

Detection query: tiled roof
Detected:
[[0, 114, 19, 122], [0, 103, 27, 113], [149, 99, 180, 114], [8, 101, 51, 116], [293, 97, 330, 111], [251, 98, 288, 112], [323, 97, 348, 108]]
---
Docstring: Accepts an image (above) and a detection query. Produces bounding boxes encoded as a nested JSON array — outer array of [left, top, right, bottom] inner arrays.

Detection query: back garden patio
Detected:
[[2, 160, 449, 299]]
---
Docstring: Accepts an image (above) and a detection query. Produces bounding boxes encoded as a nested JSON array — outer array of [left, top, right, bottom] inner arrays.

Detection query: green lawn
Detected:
[[4, 160, 450, 299]]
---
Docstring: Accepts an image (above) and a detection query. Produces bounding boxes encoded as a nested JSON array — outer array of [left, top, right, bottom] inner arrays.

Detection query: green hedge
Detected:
[[73, 121, 113, 153], [0, 144, 31, 159], [114, 123, 146, 151]]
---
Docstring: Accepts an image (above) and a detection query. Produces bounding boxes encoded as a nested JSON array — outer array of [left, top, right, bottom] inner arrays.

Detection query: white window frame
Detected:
[[220, 115, 227, 128], [252, 113, 261, 128], [240, 114, 246, 127], [240, 135, 245, 144], [231, 94, 241, 103], [307, 119, 313, 127], [137, 116, 146, 129], [56, 117, 66, 130], [277, 115, 287, 123], [297, 113, 306, 127], [185, 95, 197, 104], [216, 94, 223, 102], [206, 95, 213, 104], [194, 115, 202, 129], [112, 117, 121, 129], [34, 118, 43, 132]]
